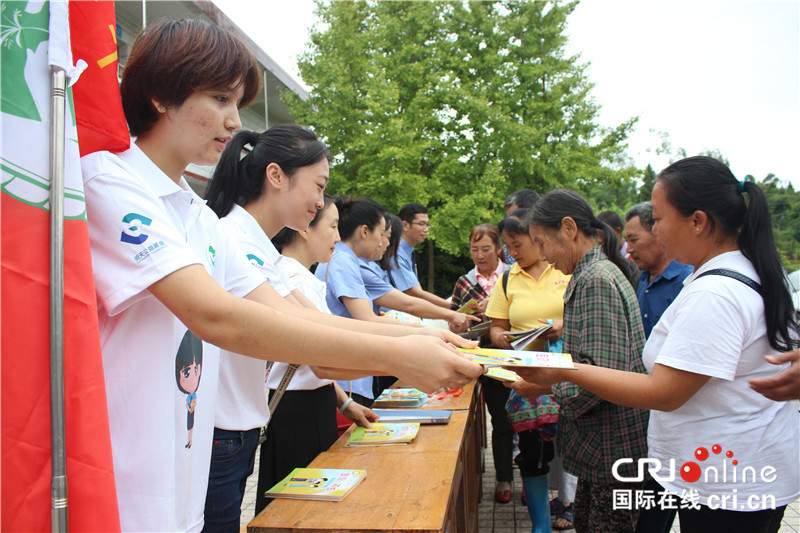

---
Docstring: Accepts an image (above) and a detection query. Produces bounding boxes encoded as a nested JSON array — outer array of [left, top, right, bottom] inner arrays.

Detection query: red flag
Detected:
[[1, 1, 121, 530], [69, 0, 129, 156]]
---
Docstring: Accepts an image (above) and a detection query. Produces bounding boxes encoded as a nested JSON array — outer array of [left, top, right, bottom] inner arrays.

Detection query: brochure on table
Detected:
[[265, 467, 367, 501]]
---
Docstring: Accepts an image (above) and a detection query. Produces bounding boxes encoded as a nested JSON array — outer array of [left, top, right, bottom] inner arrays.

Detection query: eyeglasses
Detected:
[[412, 222, 431, 228]]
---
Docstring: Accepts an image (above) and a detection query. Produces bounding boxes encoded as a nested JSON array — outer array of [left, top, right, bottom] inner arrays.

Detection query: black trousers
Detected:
[[515, 429, 554, 477], [255, 385, 338, 515], [481, 375, 514, 482]]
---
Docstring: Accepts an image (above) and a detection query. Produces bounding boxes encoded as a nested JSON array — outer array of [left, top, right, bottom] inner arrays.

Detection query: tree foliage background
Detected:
[[285, 0, 800, 293], [286, 1, 635, 257]]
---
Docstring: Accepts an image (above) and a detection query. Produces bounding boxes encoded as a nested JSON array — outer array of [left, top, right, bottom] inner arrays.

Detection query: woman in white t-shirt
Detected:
[[82, 19, 482, 533], [203, 126, 379, 526], [516, 156, 800, 533], [263, 195, 378, 512]]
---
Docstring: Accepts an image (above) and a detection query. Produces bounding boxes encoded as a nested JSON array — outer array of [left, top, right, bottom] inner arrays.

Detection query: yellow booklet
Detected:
[[345, 422, 420, 446], [458, 347, 576, 369], [456, 297, 479, 314], [484, 366, 521, 383], [265, 467, 367, 501]]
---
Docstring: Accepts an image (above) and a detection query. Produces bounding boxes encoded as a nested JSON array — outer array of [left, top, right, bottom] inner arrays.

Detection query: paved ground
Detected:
[[240, 417, 800, 532]]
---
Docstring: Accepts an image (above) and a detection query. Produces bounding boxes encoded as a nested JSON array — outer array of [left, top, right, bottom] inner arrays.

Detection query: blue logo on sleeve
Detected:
[[121, 212, 152, 244], [246, 254, 264, 266]]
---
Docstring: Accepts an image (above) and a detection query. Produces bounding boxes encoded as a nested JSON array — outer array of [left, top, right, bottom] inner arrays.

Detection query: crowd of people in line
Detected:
[[81, 18, 800, 533]]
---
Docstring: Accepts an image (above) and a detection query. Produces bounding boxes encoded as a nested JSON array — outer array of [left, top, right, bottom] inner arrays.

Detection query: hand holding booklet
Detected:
[[458, 320, 491, 340], [455, 297, 480, 315], [502, 324, 552, 351], [484, 366, 522, 383], [458, 347, 575, 370]]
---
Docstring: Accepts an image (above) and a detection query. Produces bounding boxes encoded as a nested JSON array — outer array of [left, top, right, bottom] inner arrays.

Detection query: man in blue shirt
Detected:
[[393, 203, 451, 308], [625, 202, 693, 338]]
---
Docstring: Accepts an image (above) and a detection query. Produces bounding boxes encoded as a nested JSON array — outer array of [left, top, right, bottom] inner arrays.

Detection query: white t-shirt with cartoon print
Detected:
[[82, 144, 264, 532]]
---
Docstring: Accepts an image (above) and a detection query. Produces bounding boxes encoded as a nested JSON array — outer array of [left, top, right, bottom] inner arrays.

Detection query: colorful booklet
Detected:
[[371, 388, 429, 408], [458, 347, 576, 370], [265, 467, 367, 501], [458, 320, 491, 340], [372, 409, 452, 424], [502, 324, 552, 351], [455, 297, 480, 315], [345, 422, 420, 446], [484, 366, 521, 383]]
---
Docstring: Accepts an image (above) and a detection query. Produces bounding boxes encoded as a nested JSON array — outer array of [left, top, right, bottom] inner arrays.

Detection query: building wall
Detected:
[[112, 0, 308, 194]]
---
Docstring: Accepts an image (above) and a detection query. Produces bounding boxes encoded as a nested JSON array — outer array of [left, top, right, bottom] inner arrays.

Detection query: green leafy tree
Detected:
[[757, 173, 800, 272], [286, 0, 639, 292], [637, 164, 657, 203]]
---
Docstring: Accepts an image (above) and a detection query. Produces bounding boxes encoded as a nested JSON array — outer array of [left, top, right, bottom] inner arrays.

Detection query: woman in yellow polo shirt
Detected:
[[487, 208, 572, 532]]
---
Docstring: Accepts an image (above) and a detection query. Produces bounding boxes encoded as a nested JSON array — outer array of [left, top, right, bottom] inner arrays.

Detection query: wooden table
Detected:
[[248, 380, 485, 533]]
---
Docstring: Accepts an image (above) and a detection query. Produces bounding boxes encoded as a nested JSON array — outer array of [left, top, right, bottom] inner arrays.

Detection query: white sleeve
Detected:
[[654, 289, 747, 380], [217, 225, 268, 299], [218, 218, 291, 298], [84, 169, 201, 316]]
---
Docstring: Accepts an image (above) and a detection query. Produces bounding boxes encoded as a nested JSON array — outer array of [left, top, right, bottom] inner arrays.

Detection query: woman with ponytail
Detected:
[[314, 196, 426, 407], [516, 159, 800, 533], [252, 195, 379, 516], [204, 126, 366, 527], [82, 20, 481, 532], [203, 127, 480, 528], [503, 189, 649, 533]]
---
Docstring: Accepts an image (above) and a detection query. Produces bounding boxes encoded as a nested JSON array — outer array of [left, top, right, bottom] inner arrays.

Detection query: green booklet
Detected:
[[345, 422, 420, 446], [371, 388, 428, 408], [265, 467, 367, 501]]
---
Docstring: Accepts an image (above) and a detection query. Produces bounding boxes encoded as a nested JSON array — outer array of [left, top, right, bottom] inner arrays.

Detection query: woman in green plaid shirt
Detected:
[[525, 189, 649, 532], [519, 163, 800, 533]]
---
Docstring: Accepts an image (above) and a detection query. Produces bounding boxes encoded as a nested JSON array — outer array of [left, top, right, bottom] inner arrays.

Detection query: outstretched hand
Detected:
[[749, 349, 800, 401], [508, 366, 567, 389], [343, 401, 379, 428], [391, 335, 483, 393], [504, 379, 553, 401], [448, 312, 480, 333], [425, 326, 479, 349]]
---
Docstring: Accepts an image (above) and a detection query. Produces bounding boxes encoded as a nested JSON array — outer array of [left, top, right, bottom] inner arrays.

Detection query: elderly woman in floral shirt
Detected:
[[449, 224, 515, 503]]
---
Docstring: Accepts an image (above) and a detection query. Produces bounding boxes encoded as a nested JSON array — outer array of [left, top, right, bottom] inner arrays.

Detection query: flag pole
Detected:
[[49, 65, 69, 533]]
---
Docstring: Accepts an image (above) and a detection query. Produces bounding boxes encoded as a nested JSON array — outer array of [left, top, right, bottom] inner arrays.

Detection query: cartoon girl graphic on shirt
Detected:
[[175, 330, 203, 449]]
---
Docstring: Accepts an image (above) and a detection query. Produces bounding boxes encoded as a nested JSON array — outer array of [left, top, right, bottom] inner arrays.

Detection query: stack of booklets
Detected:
[[458, 347, 575, 382], [459, 320, 491, 340], [264, 467, 367, 501], [371, 388, 428, 408], [502, 324, 552, 351], [345, 422, 420, 446]]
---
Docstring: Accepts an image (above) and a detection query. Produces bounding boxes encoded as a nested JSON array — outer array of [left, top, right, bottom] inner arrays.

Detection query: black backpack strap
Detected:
[[695, 268, 762, 296], [502, 269, 510, 295]]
